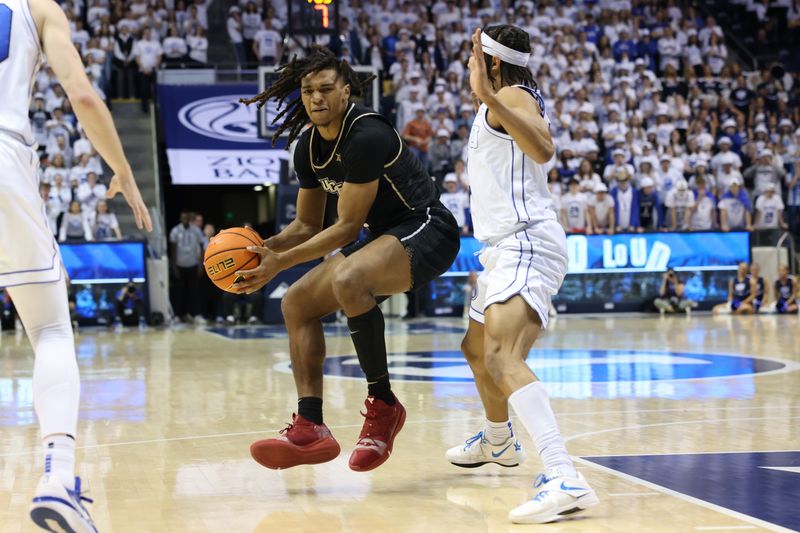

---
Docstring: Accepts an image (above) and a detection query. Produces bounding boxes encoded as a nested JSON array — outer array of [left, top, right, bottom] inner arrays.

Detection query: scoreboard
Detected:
[[289, 0, 340, 35]]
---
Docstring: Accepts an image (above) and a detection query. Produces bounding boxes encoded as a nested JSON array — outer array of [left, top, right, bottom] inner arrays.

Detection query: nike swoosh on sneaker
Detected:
[[491, 444, 513, 458], [560, 481, 586, 491]]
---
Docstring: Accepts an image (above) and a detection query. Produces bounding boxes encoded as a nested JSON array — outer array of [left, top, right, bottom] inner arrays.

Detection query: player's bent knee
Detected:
[[281, 284, 315, 323], [331, 264, 367, 302], [461, 338, 484, 368]]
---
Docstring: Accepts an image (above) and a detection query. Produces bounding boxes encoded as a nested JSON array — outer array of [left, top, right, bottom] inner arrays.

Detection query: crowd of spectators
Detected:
[[251, 0, 800, 244], [58, 0, 212, 112]]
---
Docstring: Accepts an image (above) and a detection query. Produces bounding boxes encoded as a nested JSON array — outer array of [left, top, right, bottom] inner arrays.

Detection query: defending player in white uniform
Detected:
[[1, 0, 151, 530], [445, 26, 598, 524]]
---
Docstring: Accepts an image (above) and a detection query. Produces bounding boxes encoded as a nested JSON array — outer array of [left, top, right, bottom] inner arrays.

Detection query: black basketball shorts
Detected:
[[340, 202, 460, 291]]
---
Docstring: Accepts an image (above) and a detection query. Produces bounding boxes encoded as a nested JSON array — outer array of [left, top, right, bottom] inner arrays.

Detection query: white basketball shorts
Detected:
[[0, 139, 62, 287], [468, 219, 568, 329]]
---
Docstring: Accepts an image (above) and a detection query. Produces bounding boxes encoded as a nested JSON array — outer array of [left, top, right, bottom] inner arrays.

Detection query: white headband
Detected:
[[480, 32, 531, 67]]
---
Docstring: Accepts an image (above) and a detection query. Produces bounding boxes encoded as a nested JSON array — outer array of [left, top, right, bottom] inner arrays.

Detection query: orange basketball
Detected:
[[204, 227, 264, 292]]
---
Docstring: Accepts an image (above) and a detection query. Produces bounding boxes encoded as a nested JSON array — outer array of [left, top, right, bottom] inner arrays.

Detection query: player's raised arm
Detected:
[[467, 29, 553, 164], [32, 0, 151, 232]]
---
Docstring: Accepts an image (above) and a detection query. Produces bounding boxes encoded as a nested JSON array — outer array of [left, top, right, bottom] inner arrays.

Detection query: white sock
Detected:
[[484, 419, 512, 445], [508, 381, 577, 479], [43, 434, 76, 489]]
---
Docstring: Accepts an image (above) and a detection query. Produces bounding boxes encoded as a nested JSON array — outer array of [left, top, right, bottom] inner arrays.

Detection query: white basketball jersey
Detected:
[[467, 85, 557, 244], [0, 0, 42, 146]]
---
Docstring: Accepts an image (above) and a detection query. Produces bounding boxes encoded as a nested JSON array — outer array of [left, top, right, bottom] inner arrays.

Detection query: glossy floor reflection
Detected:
[[1, 314, 798, 532]]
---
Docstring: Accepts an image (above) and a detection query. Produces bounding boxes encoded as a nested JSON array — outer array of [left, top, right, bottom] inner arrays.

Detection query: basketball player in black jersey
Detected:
[[234, 47, 460, 472]]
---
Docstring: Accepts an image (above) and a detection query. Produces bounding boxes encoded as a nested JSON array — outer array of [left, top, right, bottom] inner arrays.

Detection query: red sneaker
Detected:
[[250, 414, 340, 470], [348, 396, 406, 472]]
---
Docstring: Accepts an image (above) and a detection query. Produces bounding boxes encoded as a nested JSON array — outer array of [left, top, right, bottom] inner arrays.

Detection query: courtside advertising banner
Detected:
[[158, 84, 289, 185], [447, 231, 750, 275]]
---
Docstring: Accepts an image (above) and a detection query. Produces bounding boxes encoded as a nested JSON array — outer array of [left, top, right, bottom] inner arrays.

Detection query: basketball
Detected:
[[204, 227, 263, 292]]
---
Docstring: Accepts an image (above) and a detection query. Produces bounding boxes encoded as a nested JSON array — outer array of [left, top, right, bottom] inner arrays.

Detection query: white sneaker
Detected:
[[509, 471, 599, 524], [445, 430, 526, 468], [30, 476, 98, 533]]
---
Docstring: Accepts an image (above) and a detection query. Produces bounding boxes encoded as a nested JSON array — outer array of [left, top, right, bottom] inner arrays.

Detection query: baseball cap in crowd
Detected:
[[412, 103, 425, 113], [765, 183, 777, 191], [612, 148, 625, 157], [639, 28, 650, 37], [594, 183, 608, 193], [613, 135, 625, 144], [579, 102, 594, 115], [409, 70, 421, 79], [754, 124, 768, 134], [399, 28, 410, 35], [33, 92, 45, 100], [676, 179, 688, 190], [656, 104, 669, 117], [795, 128, 800, 137], [758, 148, 773, 158], [694, 159, 708, 169], [640, 177, 655, 188], [228, 6, 240, 13], [459, 104, 472, 114], [434, 84, 445, 93], [779, 118, 793, 128], [722, 119, 737, 129], [607, 102, 621, 113], [717, 136, 732, 146], [443, 175, 457, 183], [659, 154, 672, 162], [729, 177, 742, 186], [436, 128, 450, 138]]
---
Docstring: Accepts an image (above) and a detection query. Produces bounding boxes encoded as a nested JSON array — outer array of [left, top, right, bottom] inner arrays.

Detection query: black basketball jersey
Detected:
[[732, 275, 750, 300], [294, 103, 438, 233], [776, 277, 794, 300]]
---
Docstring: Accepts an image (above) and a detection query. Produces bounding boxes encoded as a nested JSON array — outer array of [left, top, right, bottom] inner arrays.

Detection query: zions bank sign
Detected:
[[158, 85, 289, 185]]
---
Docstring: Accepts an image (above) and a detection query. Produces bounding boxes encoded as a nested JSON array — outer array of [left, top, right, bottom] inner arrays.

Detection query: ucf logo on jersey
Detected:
[[319, 177, 344, 195]]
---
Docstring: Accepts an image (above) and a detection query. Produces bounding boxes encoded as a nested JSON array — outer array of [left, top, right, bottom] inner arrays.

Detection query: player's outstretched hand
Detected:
[[233, 246, 283, 294], [106, 174, 153, 232], [468, 28, 494, 105]]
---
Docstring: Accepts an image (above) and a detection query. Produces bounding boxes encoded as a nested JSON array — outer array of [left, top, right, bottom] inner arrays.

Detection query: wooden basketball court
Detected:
[[1, 314, 798, 532]]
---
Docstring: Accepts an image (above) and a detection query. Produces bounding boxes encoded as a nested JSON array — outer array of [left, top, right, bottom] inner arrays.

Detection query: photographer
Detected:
[[116, 281, 144, 327], [654, 269, 695, 315]]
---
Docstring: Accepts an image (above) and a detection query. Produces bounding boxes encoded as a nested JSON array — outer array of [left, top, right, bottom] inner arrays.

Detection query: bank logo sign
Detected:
[[159, 84, 288, 185]]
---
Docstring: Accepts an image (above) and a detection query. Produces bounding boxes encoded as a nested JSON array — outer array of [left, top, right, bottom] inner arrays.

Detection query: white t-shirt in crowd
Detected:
[[690, 192, 716, 230], [562, 191, 588, 230], [440, 190, 470, 227], [254, 28, 281, 59], [719, 196, 748, 228], [588, 194, 615, 229], [134, 39, 163, 71], [665, 189, 695, 230], [755, 194, 784, 228]]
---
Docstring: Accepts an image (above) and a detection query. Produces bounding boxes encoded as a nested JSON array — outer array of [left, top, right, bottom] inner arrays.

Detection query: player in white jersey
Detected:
[[445, 26, 598, 524], [1, 0, 152, 530]]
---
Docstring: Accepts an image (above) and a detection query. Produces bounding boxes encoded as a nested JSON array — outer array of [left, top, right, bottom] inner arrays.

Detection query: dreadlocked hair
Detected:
[[240, 46, 376, 146], [482, 25, 538, 91]]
